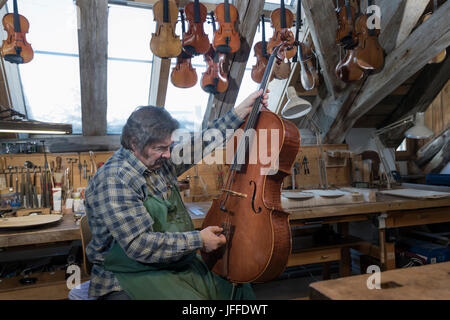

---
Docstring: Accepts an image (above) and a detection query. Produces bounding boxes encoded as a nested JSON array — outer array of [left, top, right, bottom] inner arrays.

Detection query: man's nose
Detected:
[[162, 149, 171, 159]]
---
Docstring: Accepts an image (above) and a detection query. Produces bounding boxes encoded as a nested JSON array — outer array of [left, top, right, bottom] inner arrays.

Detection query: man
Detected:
[[85, 89, 269, 300]]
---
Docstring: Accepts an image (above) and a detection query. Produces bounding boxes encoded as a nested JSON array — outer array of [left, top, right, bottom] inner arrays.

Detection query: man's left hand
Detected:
[[234, 89, 270, 121]]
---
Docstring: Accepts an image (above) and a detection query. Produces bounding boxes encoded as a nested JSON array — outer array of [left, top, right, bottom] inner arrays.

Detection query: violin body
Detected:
[[422, 13, 447, 64], [201, 110, 300, 283], [336, 50, 364, 83], [150, 0, 181, 58], [273, 60, 291, 80], [201, 46, 228, 94], [298, 43, 319, 91], [213, 1, 240, 54], [251, 42, 269, 84], [267, 9, 297, 60], [171, 54, 197, 88], [1, 13, 33, 64], [354, 14, 384, 71], [183, 1, 210, 55], [336, 1, 358, 49]]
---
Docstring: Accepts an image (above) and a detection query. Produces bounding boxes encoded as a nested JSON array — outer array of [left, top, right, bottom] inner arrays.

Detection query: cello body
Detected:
[[201, 110, 300, 283], [150, 0, 181, 58]]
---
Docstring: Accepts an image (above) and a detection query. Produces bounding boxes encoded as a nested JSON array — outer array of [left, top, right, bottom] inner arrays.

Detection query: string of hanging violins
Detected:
[[152, 0, 320, 94]]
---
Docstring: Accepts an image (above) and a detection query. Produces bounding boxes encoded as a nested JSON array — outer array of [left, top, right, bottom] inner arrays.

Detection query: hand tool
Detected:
[[66, 158, 77, 188], [89, 151, 97, 174], [82, 160, 87, 180], [0, 157, 6, 190], [78, 153, 82, 184], [302, 156, 310, 175]]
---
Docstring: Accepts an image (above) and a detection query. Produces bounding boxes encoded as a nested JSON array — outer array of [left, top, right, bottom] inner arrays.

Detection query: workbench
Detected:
[[309, 261, 450, 300], [186, 193, 450, 274], [1, 192, 449, 299]]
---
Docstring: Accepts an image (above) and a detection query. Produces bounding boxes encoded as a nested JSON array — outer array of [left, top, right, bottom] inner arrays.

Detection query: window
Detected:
[[6, 0, 82, 133], [106, 4, 154, 134]]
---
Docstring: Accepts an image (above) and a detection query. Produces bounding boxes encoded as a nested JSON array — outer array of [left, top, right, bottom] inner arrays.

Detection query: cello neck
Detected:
[[13, 0, 21, 33], [280, 0, 286, 29], [194, 0, 201, 23], [224, 0, 231, 23]]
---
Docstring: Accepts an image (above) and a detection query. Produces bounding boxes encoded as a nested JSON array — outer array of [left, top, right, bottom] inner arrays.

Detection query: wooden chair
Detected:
[[80, 215, 93, 275]]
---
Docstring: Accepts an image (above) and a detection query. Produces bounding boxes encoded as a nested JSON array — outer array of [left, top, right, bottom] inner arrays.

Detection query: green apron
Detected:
[[103, 183, 255, 300]]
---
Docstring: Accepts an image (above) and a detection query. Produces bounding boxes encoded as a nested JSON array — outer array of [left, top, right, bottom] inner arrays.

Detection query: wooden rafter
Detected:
[[325, 1, 450, 144], [77, 0, 109, 136], [383, 51, 450, 147], [301, 0, 343, 99]]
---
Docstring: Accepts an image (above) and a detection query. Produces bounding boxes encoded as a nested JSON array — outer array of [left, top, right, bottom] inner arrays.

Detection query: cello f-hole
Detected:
[[249, 180, 262, 214]]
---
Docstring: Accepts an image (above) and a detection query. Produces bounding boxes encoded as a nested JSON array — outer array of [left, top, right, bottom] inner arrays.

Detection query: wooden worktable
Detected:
[[186, 194, 450, 227], [309, 261, 450, 300], [0, 213, 80, 248]]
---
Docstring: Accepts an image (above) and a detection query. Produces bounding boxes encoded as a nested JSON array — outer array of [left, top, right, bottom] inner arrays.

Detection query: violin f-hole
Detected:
[[249, 180, 262, 214]]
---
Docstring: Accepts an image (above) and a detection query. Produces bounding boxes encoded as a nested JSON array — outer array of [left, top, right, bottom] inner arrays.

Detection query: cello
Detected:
[[213, 0, 240, 54], [150, 0, 181, 59], [201, 12, 228, 94], [1, 0, 34, 64], [201, 44, 300, 283], [183, 0, 210, 56], [267, 0, 296, 61], [354, 0, 384, 71], [171, 10, 197, 88]]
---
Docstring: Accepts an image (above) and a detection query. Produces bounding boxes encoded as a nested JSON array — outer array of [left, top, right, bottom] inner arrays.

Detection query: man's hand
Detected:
[[234, 89, 270, 121], [200, 226, 226, 253]]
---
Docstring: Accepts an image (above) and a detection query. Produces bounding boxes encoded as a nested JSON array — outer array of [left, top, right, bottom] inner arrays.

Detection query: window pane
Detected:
[[7, 0, 79, 54], [164, 63, 209, 132], [7, 0, 82, 133], [21, 54, 82, 133], [107, 60, 152, 134], [106, 4, 154, 134], [108, 4, 154, 61]]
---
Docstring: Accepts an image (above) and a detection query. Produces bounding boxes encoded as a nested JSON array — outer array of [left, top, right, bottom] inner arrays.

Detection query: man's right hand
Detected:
[[200, 226, 226, 253]]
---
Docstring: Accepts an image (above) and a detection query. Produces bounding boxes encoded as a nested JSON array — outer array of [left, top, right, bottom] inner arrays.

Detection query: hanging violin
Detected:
[[150, 0, 182, 59], [213, 0, 240, 54], [201, 43, 300, 283], [183, 0, 210, 56], [201, 12, 228, 94], [267, 0, 297, 61], [335, 49, 364, 82], [335, 0, 358, 49], [353, 0, 384, 71], [1, 0, 34, 64], [294, 0, 319, 91], [171, 10, 197, 89], [251, 15, 273, 84]]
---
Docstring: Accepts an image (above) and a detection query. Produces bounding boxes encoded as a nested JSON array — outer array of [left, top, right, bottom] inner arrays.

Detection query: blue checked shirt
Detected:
[[85, 109, 243, 298]]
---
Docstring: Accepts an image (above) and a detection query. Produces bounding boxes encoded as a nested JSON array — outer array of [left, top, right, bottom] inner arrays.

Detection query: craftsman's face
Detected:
[[133, 136, 173, 171]]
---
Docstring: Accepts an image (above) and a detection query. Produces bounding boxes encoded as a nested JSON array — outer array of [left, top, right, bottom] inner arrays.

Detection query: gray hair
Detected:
[[120, 106, 179, 153]]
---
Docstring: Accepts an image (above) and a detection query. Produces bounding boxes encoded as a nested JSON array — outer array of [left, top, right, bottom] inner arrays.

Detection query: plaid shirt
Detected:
[[85, 109, 243, 298]]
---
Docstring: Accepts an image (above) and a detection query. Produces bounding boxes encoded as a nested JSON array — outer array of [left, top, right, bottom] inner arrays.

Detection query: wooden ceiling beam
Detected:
[[204, 0, 265, 123], [301, 0, 344, 99], [322, 0, 447, 144], [77, 0, 109, 136], [382, 51, 450, 147]]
